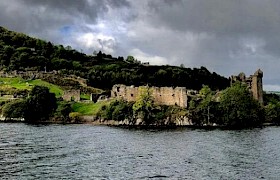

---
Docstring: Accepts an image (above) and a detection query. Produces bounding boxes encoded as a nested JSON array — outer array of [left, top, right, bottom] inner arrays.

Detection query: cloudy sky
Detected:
[[1, 0, 280, 90]]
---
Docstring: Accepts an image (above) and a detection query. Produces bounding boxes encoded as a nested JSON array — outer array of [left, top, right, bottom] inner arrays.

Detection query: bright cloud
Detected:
[[129, 48, 168, 65], [0, 0, 280, 87]]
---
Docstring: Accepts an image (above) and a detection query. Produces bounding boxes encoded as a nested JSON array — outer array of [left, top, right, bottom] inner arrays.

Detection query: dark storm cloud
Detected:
[[147, 0, 280, 35], [144, 0, 280, 62], [21, 0, 130, 20], [0, 0, 130, 41], [128, 0, 280, 87], [0, 0, 280, 89]]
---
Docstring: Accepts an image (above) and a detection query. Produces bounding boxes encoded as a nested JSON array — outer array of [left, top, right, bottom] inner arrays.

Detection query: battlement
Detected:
[[230, 69, 263, 104]]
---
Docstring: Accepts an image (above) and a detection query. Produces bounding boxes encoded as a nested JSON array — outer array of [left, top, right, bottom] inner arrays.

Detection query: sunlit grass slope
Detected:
[[71, 100, 111, 115], [0, 77, 64, 97]]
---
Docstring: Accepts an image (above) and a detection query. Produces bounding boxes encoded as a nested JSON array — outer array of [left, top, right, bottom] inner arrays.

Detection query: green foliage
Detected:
[[199, 85, 213, 97], [188, 83, 264, 128], [24, 86, 57, 122], [126, 55, 136, 63], [152, 105, 188, 124], [97, 100, 133, 121], [55, 101, 72, 121], [132, 86, 155, 124], [2, 99, 26, 119], [2, 85, 57, 122], [264, 91, 280, 124], [69, 112, 82, 123], [188, 86, 218, 126], [263, 93, 280, 105], [264, 101, 280, 124], [219, 82, 264, 127]]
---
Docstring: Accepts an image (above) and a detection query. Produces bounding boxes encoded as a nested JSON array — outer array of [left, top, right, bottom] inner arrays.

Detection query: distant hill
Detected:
[[0, 26, 229, 90]]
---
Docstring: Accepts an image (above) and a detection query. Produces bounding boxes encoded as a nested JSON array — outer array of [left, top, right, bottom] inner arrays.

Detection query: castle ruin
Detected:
[[62, 90, 81, 101], [230, 69, 263, 104], [111, 84, 198, 108]]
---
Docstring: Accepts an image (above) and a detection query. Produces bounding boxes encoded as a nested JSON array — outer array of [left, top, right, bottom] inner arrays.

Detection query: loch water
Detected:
[[1, 123, 280, 179]]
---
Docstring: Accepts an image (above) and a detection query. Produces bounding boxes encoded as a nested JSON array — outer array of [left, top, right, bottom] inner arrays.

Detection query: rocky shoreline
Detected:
[[0, 115, 276, 129]]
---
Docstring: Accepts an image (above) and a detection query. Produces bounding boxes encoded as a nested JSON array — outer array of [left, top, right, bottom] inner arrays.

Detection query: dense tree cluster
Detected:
[[264, 93, 280, 124], [0, 26, 229, 91], [188, 83, 264, 128], [2, 85, 57, 122]]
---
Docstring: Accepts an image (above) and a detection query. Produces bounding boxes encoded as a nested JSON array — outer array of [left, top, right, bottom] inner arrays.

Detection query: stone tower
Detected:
[[230, 69, 263, 104], [251, 69, 263, 105]]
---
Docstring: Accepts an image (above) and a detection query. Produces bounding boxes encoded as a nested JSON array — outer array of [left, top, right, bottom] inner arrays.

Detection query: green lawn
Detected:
[[71, 101, 111, 115], [0, 77, 64, 97], [80, 94, 90, 100]]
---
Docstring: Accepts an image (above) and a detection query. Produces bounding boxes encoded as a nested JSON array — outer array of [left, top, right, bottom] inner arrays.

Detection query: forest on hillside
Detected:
[[0, 26, 229, 90]]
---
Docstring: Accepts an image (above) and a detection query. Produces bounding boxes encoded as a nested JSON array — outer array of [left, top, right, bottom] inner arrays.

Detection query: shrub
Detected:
[[97, 100, 133, 121], [69, 112, 82, 123]]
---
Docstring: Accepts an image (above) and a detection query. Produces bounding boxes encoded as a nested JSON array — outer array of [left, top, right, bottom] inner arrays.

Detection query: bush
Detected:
[[97, 100, 133, 121], [2, 99, 26, 119], [69, 112, 82, 123], [265, 102, 280, 124], [55, 102, 72, 121]]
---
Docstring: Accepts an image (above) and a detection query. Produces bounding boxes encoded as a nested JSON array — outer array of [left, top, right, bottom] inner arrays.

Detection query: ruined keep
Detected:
[[230, 69, 263, 104], [62, 90, 81, 101], [111, 84, 198, 108]]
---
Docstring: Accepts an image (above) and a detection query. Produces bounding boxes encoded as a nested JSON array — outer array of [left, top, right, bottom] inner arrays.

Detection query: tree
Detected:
[[24, 86, 57, 122], [2, 99, 26, 120], [265, 102, 280, 124], [219, 82, 263, 128], [126, 55, 135, 63], [188, 85, 217, 125], [132, 86, 154, 125], [59, 103, 72, 121]]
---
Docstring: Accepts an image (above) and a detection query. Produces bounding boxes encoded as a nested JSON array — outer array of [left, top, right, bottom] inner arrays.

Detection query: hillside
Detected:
[[0, 26, 230, 91], [0, 77, 102, 100], [0, 77, 63, 97]]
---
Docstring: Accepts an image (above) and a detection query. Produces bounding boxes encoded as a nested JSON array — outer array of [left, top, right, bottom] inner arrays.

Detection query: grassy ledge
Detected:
[[71, 100, 112, 116]]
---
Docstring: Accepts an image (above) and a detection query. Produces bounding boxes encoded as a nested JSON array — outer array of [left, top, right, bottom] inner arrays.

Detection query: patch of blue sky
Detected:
[[59, 25, 74, 35]]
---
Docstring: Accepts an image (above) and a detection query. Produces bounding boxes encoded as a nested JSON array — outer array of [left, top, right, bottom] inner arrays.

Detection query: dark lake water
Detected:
[[1, 123, 280, 179]]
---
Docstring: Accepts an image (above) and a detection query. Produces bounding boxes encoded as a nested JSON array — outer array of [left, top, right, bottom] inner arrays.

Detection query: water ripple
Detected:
[[1, 123, 280, 179]]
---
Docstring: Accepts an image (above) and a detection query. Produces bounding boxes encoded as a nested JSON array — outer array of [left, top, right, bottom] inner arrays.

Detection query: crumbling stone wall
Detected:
[[230, 69, 263, 104], [111, 84, 191, 108], [62, 90, 80, 101]]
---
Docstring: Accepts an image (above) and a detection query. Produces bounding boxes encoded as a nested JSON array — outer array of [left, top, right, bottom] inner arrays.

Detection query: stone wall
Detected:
[[62, 90, 80, 101], [230, 69, 263, 104], [111, 84, 193, 108]]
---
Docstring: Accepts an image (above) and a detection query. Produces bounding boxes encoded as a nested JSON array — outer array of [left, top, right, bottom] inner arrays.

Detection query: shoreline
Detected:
[[0, 118, 276, 130]]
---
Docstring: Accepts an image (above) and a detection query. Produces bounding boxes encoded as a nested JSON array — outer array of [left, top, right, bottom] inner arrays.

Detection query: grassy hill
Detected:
[[0, 77, 63, 97]]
